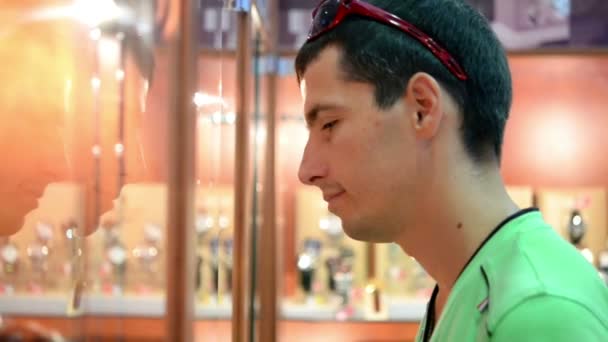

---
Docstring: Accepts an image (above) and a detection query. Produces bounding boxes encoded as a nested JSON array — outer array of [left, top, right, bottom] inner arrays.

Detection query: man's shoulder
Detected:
[[490, 295, 608, 341], [480, 220, 608, 333]]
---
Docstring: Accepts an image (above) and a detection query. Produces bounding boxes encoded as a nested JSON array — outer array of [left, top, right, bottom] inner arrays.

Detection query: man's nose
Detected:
[[298, 139, 328, 186]]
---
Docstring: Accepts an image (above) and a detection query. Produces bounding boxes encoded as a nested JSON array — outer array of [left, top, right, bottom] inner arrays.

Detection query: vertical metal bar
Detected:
[[367, 243, 376, 280], [258, 59, 278, 342], [258, 0, 279, 340], [232, 10, 253, 342], [92, 40, 101, 228], [166, 0, 199, 341], [117, 39, 126, 192]]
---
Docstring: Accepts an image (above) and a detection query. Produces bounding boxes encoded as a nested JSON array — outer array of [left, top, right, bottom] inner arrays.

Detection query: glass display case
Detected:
[[0, 0, 273, 340], [0, 0, 186, 338]]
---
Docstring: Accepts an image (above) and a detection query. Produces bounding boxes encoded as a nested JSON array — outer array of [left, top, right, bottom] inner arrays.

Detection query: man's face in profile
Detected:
[[0, 21, 72, 235], [298, 46, 418, 243]]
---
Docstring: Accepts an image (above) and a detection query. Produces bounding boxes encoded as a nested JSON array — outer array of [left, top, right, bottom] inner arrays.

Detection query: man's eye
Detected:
[[322, 120, 338, 131]]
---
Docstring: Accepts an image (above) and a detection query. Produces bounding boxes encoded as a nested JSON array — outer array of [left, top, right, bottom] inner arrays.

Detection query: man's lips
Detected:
[[323, 190, 345, 202]]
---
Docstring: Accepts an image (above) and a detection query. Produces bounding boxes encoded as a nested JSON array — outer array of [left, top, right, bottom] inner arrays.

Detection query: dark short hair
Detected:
[[295, 0, 512, 163]]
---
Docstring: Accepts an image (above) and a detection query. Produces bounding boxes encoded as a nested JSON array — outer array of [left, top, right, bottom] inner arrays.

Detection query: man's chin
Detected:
[[342, 222, 395, 243]]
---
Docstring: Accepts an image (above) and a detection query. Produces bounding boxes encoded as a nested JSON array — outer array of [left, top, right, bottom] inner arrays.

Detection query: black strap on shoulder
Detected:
[[422, 285, 439, 342]]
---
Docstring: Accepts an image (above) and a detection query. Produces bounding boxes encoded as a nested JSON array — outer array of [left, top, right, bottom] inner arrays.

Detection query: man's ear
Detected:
[[405, 72, 443, 140]]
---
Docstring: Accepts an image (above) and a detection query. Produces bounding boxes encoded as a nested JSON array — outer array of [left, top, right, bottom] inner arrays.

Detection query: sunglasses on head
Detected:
[[307, 0, 468, 81]]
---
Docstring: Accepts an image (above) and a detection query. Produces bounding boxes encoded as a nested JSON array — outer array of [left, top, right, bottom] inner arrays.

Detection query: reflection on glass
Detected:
[[223, 238, 234, 293], [297, 239, 321, 299], [0, 237, 20, 295], [333, 247, 355, 320], [0, 0, 181, 339], [101, 223, 128, 295], [26, 222, 54, 293], [209, 238, 220, 296], [132, 223, 163, 292]]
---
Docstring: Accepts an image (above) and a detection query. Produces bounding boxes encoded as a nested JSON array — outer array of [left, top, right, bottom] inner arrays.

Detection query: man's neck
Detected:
[[397, 169, 519, 294]]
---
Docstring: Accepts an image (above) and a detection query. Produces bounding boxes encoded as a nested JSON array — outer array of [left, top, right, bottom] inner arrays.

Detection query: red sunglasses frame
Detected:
[[307, 0, 468, 81]]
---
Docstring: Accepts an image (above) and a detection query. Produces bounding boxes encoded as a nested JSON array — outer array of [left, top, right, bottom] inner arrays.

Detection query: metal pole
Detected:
[[166, 0, 199, 340], [258, 0, 279, 339], [232, 10, 253, 342]]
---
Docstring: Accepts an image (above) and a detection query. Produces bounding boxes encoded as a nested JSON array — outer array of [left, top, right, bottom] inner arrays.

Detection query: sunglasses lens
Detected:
[[309, 0, 341, 38]]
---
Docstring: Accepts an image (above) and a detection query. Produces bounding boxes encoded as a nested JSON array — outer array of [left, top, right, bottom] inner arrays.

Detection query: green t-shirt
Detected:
[[416, 209, 608, 341]]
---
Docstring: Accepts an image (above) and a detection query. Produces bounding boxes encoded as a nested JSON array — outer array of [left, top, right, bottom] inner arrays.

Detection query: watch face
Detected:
[[196, 214, 214, 233], [210, 238, 220, 256], [65, 228, 76, 240], [36, 222, 54, 241], [144, 223, 162, 242], [1, 244, 18, 264], [223, 239, 233, 255], [568, 209, 586, 244], [303, 239, 322, 255], [27, 243, 49, 260], [107, 245, 127, 265], [134, 246, 159, 262], [297, 253, 314, 271], [218, 215, 230, 229]]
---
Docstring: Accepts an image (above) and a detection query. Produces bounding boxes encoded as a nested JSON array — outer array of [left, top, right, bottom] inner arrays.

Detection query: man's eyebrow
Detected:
[[304, 104, 341, 128]]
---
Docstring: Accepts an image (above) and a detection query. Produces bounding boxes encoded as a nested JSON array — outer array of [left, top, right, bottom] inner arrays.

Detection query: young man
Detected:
[[295, 0, 608, 340]]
